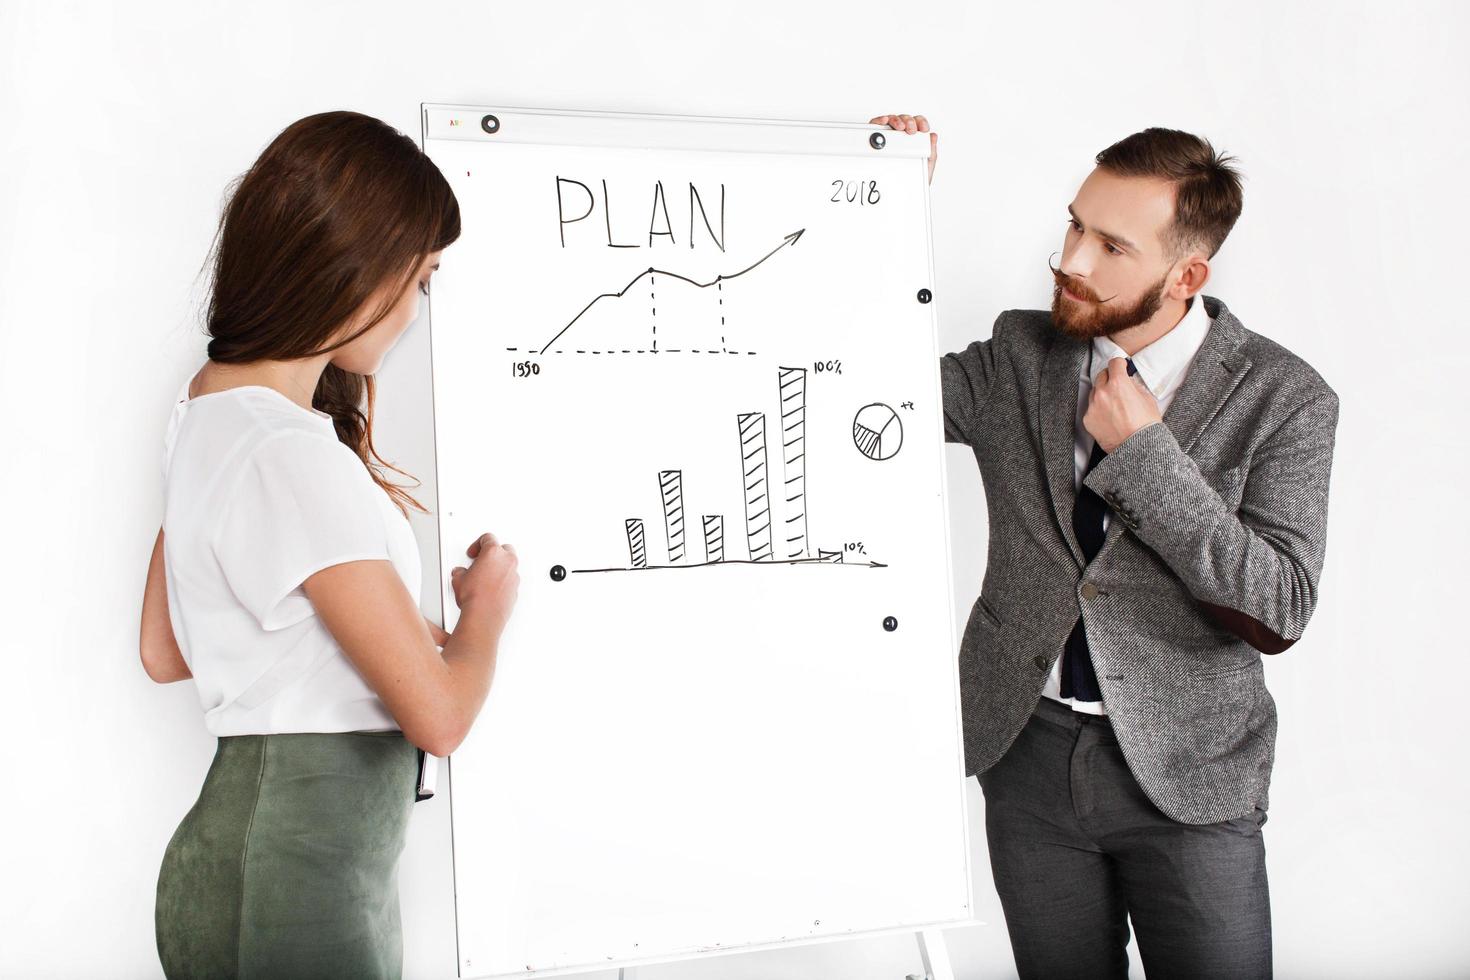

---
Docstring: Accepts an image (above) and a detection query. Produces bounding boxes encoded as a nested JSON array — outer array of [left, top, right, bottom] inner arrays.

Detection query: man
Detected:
[[871, 114, 1339, 979]]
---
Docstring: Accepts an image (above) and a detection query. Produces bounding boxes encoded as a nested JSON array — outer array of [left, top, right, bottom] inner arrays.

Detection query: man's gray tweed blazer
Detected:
[[942, 294, 1339, 825]]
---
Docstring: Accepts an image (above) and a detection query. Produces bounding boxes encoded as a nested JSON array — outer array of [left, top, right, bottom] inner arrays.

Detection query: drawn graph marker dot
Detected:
[[852, 403, 904, 461], [883, 616, 898, 632], [917, 288, 932, 304], [549, 565, 566, 582]]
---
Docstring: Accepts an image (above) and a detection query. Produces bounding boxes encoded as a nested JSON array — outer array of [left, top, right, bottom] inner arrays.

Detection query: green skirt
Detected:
[[155, 731, 419, 979]]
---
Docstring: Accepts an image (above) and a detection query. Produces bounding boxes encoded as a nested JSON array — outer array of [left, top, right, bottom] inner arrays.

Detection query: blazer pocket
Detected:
[[976, 593, 1004, 628], [1193, 658, 1260, 680]]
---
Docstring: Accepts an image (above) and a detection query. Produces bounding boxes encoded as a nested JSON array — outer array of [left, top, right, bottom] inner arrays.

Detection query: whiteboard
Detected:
[[420, 104, 970, 978]]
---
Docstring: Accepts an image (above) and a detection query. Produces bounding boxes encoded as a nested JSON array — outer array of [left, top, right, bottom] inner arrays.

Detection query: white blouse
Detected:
[[161, 376, 423, 736]]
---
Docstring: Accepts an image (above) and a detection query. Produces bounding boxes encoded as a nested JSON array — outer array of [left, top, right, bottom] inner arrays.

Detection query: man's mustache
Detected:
[[1047, 254, 1117, 304]]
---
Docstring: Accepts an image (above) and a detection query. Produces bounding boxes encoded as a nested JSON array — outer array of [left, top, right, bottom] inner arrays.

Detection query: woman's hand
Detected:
[[449, 532, 520, 638], [869, 113, 937, 184]]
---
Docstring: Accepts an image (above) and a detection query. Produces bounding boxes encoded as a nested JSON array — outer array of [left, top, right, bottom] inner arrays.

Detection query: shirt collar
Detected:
[[1087, 294, 1212, 400]]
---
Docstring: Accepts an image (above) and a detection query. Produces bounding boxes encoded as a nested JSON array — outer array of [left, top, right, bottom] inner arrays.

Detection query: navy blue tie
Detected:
[[1060, 357, 1135, 702]]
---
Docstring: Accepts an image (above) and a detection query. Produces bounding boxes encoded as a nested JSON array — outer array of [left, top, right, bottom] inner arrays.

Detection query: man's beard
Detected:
[[1050, 265, 1168, 341]]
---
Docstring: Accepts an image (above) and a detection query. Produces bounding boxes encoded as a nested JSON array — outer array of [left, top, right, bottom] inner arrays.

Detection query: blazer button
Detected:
[[1080, 581, 1100, 600], [1033, 655, 1049, 671]]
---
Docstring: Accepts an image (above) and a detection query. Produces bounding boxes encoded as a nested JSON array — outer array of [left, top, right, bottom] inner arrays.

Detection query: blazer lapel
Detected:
[[1039, 331, 1090, 569], [1158, 296, 1251, 454]]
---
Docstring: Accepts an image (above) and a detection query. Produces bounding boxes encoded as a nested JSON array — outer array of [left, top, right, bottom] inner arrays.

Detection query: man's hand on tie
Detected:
[[1085, 356, 1163, 453]]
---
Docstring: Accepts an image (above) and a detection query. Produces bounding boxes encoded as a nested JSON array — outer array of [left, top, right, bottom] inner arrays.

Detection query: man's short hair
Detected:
[[1095, 128, 1244, 260]]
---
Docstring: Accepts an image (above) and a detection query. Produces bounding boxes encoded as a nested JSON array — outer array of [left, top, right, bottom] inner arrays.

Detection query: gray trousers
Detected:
[[977, 695, 1272, 980]]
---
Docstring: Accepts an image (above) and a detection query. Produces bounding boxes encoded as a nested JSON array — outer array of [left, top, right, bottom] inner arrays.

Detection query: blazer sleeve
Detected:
[[939, 312, 1007, 446], [1082, 388, 1341, 654]]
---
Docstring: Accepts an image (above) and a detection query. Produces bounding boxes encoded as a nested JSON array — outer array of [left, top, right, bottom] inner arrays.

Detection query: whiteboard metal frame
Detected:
[[423, 103, 933, 158]]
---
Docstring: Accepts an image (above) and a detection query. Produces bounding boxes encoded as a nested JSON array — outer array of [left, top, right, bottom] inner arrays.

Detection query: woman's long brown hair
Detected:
[[201, 110, 460, 518]]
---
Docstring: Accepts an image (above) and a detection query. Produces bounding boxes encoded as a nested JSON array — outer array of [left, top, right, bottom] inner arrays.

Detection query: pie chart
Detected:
[[852, 402, 903, 461]]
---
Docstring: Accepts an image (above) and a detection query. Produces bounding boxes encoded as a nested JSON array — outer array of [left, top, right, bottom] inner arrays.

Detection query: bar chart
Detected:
[[578, 365, 886, 575]]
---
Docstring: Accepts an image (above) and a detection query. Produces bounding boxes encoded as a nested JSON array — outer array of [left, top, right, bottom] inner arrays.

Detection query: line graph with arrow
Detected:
[[508, 228, 806, 357]]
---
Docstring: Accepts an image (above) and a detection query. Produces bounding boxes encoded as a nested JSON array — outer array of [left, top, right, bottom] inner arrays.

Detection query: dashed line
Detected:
[[538, 349, 758, 356]]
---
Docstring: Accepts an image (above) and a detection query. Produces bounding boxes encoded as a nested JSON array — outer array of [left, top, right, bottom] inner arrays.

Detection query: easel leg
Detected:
[[913, 927, 955, 980]]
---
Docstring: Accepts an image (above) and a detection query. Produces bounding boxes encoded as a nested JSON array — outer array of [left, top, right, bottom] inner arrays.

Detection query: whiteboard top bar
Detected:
[[421, 103, 931, 159]]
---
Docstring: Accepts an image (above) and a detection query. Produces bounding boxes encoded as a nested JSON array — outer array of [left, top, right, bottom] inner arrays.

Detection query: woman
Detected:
[[138, 110, 520, 979]]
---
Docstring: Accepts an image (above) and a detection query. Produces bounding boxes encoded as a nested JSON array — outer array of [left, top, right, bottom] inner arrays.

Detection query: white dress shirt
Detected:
[[1042, 295, 1213, 715]]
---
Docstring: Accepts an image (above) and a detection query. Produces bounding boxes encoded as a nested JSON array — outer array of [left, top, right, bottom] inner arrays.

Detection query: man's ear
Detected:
[[1170, 252, 1211, 301]]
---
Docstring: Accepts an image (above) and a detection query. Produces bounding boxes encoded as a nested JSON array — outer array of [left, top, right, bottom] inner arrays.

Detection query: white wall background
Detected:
[[2, 1, 1465, 977]]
